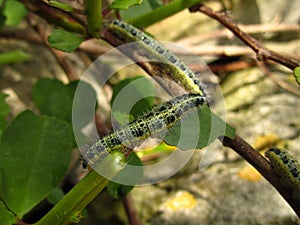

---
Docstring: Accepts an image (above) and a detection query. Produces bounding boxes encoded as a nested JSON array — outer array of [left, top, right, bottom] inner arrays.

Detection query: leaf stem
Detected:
[[127, 0, 206, 28]]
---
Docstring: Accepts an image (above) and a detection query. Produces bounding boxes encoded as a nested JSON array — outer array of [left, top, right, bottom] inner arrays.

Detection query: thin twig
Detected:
[[177, 23, 300, 45], [204, 60, 257, 73], [257, 61, 300, 96], [122, 194, 142, 225], [221, 135, 300, 217], [189, 4, 300, 70]]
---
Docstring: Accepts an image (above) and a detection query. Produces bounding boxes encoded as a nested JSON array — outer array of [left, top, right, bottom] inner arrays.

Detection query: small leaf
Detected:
[[0, 92, 10, 130], [107, 152, 143, 198], [111, 76, 154, 125], [0, 110, 73, 217], [0, 50, 29, 64], [293, 66, 300, 85], [48, 0, 73, 12], [120, 0, 162, 20], [48, 29, 84, 52], [164, 105, 235, 150], [0, 200, 17, 225], [3, 0, 27, 26], [111, 0, 142, 9]]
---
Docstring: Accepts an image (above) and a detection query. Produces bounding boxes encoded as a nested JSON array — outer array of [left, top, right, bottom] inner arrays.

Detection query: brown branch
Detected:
[[221, 135, 300, 217], [257, 61, 300, 96], [189, 4, 300, 71], [177, 23, 300, 45], [122, 195, 141, 225]]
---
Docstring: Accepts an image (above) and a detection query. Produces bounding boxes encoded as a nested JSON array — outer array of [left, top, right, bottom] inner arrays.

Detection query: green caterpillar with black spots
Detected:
[[83, 94, 206, 166], [265, 147, 300, 192], [102, 20, 207, 97]]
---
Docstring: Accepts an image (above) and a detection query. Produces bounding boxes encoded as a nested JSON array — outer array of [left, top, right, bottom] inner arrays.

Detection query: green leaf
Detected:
[[164, 105, 235, 150], [111, 76, 155, 125], [32, 78, 96, 133], [293, 66, 300, 85], [120, 0, 162, 20], [33, 78, 97, 146], [107, 152, 143, 198], [0, 92, 10, 131], [32, 78, 76, 123], [0, 110, 73, 217], [48, 29, 84, 52], [111, 0, 142, 9], [0, 200, 17, 225], [48, 0, 73, 12], [0, 50, 29, 64], [3, 0, 27, 26]]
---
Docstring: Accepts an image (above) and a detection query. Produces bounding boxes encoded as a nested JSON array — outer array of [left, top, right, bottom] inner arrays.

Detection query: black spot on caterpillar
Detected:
[[82, 94, 205, 166], [102, 20, 207, 98], [265, 147, 300, 192]]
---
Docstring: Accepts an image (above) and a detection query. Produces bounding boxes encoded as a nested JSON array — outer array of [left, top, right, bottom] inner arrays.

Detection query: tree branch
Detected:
[[221, 135, 300, 217], [189, 4, 300, 71]]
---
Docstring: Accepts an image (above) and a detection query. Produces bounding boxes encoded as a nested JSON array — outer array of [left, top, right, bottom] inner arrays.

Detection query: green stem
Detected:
[[127, 0, 206, 28], [33, 153, 125, 225], [85, 0, 102, 38]]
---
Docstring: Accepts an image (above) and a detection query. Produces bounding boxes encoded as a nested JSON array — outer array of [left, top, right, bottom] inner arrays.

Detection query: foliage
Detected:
[[0, 0, 27, 27], [294, 66, 300, 85], [0, 50, 29, 64], [48, 29, 84, 52], [1, 0, 298, 224], [0, 111, 73, 219]]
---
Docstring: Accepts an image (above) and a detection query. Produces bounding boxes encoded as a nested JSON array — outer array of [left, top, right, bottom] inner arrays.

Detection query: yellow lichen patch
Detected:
[[238, 165, 262, 182], [253, 134, 281, 151], [165, 191, 197, 211]]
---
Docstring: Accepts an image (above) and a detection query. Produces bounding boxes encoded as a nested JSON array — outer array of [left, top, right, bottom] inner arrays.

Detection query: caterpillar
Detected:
[[82, 93, 206, 166], [102, 20, 207, 98], [265, 148, 300, 193]]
